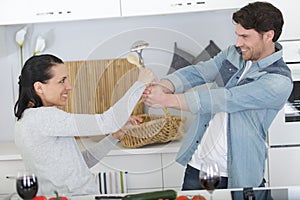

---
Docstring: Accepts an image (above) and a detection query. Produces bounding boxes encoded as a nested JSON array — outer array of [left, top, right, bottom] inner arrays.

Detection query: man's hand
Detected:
[[142, 82, 190, 112], [142, 83, 168, 108]]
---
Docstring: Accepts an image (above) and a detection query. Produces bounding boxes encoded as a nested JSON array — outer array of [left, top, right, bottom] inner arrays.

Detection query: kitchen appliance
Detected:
[[268, 39, 300, 187], [268, 40, 300, 146]]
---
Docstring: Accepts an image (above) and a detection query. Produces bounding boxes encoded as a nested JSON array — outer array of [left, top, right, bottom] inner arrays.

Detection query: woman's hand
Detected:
[[137, 67, 157, 85], [142, 82, 169, 108], [112, 116, 143, 139]]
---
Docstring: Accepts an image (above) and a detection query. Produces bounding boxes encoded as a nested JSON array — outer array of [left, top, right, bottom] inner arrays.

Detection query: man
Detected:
[[143, 1, 293, 189]]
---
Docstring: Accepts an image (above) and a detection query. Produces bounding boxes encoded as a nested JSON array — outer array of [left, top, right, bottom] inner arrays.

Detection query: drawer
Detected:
[[0, 160, 25, 193], [91, 154, 163, 190], [161, 153, 185, 189]]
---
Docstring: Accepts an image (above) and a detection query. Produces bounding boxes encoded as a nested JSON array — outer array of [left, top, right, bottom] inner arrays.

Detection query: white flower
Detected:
[[15, 27, 27, 47], [33, 36, 46, 55]]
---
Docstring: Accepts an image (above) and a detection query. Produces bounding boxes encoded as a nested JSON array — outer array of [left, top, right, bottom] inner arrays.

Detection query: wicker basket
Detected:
[[120, 107, 185, 148]]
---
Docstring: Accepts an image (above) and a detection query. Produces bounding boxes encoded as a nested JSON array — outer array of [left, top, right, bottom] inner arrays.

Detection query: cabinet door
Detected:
[[0, 160, 25, 193], [121, 0, 251, 17], [161, 153, 185, 190], [91, 154, 163, 192], [268, 147, 300, 186], [0, 0, 121, 25]]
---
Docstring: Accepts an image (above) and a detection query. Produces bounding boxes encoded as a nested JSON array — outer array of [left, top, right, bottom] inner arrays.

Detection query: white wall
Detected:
[[0, 9, 237, 141]]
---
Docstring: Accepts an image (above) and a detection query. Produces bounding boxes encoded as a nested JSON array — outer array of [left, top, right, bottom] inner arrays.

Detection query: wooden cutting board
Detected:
[[58, 58, 144, 115]]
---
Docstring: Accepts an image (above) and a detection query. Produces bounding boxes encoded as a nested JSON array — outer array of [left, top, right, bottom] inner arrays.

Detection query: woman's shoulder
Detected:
[[23, 107, 67, 119]]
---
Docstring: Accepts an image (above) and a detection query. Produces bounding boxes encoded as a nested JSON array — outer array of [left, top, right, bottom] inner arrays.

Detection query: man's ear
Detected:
[[33, 82, 44, 94], [265, 30, 275, 41]]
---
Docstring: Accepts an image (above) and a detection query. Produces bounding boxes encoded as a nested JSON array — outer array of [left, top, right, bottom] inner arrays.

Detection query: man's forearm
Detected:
[[166, 93, 190, 112], [159, 79, 175, 94]]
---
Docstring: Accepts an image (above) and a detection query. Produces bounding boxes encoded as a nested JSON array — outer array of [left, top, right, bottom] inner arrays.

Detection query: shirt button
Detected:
[[196, 141, 199, 144]]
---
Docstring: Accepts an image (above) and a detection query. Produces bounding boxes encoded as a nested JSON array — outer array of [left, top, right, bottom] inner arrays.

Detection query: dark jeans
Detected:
[[182, 164, 265, 190]]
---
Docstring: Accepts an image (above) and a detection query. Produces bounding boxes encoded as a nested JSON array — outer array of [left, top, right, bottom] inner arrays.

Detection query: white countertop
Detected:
[[0, 137, 182, 161], [2, 187, 300, 200], [78, 137, 182, 156], [42, 186, 300, 200], [0, 141, 22, 161]]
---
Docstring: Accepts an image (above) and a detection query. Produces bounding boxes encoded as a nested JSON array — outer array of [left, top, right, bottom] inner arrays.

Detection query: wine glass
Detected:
[[199, 162, 221, 200], [16, 170, 38, 199]]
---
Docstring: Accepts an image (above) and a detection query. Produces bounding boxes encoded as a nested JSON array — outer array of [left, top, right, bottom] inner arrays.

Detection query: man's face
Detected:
[[235, 24, 274, 62]]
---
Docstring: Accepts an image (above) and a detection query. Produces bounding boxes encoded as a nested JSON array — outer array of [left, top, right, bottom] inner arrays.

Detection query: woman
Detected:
[[14, 54, 156, 196]]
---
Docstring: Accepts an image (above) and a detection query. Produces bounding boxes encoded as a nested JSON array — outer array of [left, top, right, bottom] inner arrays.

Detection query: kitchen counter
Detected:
[[0, 137, 182, 161], [71, 186, 300, 200], [1, 186, 300, 200], [0, 138, 184, 194], [78, 136, 182, 156], [0, 141, 22, 161]]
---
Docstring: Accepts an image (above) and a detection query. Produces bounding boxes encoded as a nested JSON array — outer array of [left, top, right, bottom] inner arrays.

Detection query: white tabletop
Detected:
[[2, 187, 300, 200], [70, 186, 300, 200]]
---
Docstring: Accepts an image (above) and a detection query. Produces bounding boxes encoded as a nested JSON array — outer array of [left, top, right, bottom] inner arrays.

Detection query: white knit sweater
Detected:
[[14, 81, 145, 196]]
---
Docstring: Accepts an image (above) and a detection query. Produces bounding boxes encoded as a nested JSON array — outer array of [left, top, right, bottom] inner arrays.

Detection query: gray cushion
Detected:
[[167, 42, 194, 74], [193, 40, 221, 64], [167, 40, 221, 74]]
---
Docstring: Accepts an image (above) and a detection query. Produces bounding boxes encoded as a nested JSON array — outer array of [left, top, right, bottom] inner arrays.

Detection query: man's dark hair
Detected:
[[232, 1, 284, 42]]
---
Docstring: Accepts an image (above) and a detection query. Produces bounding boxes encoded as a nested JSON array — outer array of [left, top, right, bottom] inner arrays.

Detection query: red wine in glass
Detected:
[[199, 162, 221, 200], [200, 176, 221, 192], [16, 172, 38, 199]]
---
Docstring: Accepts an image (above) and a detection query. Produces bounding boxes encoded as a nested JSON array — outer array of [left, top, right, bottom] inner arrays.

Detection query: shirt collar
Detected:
[[256, 42, 283, 69]]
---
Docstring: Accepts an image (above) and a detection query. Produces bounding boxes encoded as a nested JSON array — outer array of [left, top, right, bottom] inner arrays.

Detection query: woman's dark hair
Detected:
[[14, 54, 64, 120], [232, 1, 284, 42]]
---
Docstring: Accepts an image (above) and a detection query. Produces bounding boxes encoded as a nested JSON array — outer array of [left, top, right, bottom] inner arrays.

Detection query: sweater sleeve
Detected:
[[94, 81, 146, 134], [81, 134, 119, 168], [34, 81, 145, 137]]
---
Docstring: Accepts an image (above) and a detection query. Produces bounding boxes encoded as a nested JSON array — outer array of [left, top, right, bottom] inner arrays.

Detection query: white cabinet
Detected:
[[121, 0, 249, 17], [91, 154, 163, 192], [0, 142, 24, 194], [90, 151, 185, 193], [0, 0, 253, 25], [0, 159, 25, 194], [268, 147, 300, 187], [0, 139, 183, 194], [82, 139, 184, 193], [0, 0, 121, 25], [161, 153, 185, 190]]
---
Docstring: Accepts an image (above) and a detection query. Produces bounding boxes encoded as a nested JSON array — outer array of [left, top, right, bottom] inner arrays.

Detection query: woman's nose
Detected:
[[65, 80, 73, 90]]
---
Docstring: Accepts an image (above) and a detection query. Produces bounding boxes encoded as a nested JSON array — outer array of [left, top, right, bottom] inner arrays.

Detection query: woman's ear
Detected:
[[33, 82, 44, 94]]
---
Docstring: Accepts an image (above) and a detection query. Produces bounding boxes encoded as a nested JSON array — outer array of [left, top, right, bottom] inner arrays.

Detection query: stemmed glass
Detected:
[[199, 162, 221, 200], [16, 170, 38, 199]]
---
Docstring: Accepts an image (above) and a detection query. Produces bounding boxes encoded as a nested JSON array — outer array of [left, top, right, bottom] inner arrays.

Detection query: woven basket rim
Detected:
[[120, 108, 186, 148]]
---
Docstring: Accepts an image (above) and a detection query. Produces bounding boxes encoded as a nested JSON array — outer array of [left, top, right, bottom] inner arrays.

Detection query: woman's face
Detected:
[[35, 63, 72, 107]]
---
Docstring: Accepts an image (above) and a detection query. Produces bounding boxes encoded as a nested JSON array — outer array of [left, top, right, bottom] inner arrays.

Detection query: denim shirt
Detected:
[[164, 43, 293, 188]]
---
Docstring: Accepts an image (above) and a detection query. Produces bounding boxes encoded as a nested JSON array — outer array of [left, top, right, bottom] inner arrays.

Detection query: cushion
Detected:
[[167, 42, 195, 74], [193, 40, 221, 64], [167, 40, 221, 74]]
